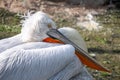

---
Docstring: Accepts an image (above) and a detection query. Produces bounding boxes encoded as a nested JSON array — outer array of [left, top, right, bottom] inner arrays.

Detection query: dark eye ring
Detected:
[[48, 24, 52, 28]]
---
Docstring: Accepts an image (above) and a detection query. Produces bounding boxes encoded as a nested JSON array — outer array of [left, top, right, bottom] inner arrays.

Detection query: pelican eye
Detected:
[[48, 24, 52, 28]]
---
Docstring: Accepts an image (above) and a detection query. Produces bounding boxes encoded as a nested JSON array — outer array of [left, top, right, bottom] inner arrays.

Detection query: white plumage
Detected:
[[21, 11, 57, 42], [0, 44, 75, 80], [0, 11, 93, 80], [0, 34, 22, 53], [0, 42, 92, 80]]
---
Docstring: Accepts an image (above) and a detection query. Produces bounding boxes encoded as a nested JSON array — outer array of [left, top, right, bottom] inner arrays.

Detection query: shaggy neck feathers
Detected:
[[21, 11, 56, 42]]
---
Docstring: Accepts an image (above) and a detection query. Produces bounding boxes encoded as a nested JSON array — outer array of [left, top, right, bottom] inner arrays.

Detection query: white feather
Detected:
[[0, 34, 22, 53], [21, 11, 57, 42], [0, 43, 93, 80], [0, 44, 74, 80]]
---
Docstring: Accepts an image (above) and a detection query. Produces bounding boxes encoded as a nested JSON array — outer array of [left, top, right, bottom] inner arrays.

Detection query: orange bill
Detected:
[[45, 29, 111, 73], [75, 51, 110, 72]]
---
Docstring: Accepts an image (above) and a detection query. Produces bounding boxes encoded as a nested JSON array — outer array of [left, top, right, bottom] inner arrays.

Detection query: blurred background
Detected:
[[0, 0, 120, 80]]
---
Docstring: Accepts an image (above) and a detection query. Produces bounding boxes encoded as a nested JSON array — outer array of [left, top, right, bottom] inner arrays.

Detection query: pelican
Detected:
[[0, 11, 110, 80]]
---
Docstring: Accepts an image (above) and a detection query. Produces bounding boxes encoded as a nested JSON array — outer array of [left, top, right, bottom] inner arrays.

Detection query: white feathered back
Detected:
[[0, 44, 76, 80], [0, 34, 22, 53]]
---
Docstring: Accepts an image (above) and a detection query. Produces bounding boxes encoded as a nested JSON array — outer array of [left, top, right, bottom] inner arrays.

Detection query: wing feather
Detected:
[[0, 44, 75, 80], [0, 34, 22, 53]]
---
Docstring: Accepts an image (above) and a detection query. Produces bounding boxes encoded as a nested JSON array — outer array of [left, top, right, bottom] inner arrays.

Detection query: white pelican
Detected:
[[0, 11, 110, 80]]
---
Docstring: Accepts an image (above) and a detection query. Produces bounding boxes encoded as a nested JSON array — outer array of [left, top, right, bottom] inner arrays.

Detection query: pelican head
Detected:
[[21, 11, 57, 42]]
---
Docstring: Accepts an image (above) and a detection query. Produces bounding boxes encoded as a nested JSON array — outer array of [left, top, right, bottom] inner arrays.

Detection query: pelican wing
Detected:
[[0, 44, 76, 80], [0, 34, 22, 53]]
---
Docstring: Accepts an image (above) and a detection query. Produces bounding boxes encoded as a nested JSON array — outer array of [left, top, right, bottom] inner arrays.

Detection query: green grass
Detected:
[[0, 24, 21, 33], [0, 24, 21, 39], [0, 8, 21, 39]]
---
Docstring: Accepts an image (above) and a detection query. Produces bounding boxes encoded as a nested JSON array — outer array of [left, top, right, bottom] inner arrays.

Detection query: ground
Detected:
[[0, 1, 120, 80]]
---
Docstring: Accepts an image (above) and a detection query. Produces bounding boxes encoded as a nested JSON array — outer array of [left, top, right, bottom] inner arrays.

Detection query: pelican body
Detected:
[[0, 42, 92, 80]]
